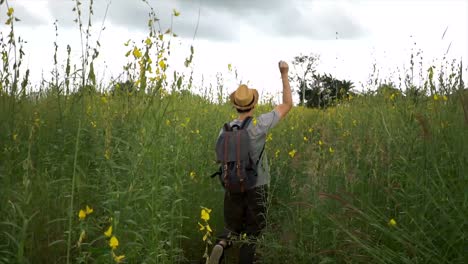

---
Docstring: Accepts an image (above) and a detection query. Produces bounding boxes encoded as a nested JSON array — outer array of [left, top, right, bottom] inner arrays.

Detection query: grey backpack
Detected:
[[213, 116, 263, 193]]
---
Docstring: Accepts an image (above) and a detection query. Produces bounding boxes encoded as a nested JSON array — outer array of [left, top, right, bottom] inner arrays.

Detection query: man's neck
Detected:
[[238, 112, 252, 121]]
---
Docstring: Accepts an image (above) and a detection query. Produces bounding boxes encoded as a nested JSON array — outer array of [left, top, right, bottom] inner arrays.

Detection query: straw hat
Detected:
[[229, 84, 259, 110]]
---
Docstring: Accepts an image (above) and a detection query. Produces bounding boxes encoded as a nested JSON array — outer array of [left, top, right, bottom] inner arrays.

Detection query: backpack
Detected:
[[212, 116, 264, 193]]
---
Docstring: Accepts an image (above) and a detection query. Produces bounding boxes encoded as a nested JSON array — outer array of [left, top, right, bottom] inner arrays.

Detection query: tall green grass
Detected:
[[1, 1, 467, 263]]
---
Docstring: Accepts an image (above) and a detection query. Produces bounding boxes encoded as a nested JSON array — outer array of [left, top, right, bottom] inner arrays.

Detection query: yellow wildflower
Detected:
[[318, 140, 323, 146], [190, 171, 196, 180], [159, 60, 166, 70], [303, 136, 308, 142], [266, 133, 273, 142], [201, 207, 211, 221], [252, 117, 257, 126], [202, 232, 208, 241], [114, 254, 125, 263], [275, 149, 280, 158], [85, 205, 93, 215], [206, 224, 212, 233], [443, 95, 448, 101], [308, 128, 313, 133], [166, 119, 171, 126], [172, 9, 180, 17], [7, 7, 14, 17], [91, 121, 97, 128], [12, 133, 17, 141], [433, 94, 439, 101], [109, 236, 119, 249], [132, 47, 142, 59], [101, 96, 108, 104], [288, 149, 297, 158], [329, 147, 334, 153], [145, 37, 152, 46], [104, 225, 113, 237], [390, 93, 396, 101], [388, 218, 397, 227], [352, 120, 357, 126], [78, 210, 86, 220]]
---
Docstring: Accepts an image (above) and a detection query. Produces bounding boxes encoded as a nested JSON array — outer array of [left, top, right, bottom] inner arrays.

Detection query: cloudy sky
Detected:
[[1, 0, 467, 101]]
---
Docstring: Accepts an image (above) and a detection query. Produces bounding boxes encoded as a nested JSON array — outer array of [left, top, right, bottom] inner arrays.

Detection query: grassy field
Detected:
[[1, 2, 467, 263]]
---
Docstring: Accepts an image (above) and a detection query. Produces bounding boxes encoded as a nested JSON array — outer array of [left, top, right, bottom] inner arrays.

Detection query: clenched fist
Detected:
[[279, 60, 289, 75]]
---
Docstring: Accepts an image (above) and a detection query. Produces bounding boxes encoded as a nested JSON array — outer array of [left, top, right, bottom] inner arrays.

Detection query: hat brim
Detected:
[[230, 88, 259, 110]]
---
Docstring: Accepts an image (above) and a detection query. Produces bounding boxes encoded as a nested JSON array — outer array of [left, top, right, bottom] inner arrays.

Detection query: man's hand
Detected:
[[279, 61, 289, 76]]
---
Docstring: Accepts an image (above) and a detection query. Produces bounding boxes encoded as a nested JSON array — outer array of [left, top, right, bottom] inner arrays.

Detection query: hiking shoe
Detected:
[[208, 244, 224, 264]]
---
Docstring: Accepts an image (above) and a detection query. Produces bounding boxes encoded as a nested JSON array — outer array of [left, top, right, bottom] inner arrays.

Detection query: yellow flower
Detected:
[[112, 251, 125, 263], [288, 149, 297, 158], [78, 210, 86, 220], [172, 9, 180, 17], [85, 205, 93, 215], [303, 136, 308, 142], [132, 47, 142, 59], [12, 133, 17, 141], [275, 149, 280, 158], [91, 121, 97, 128], [159, 60, 166, 70], [308, 128, 313, 133], [190, 171, 196, 180], [166, 119, 171, 126], [101, 96, 108, 104], [252, 117, 257, 126], [318, 140, 323, 146], [104, 225, 113, 237], [206, 224, 212, 233], [7, 7, 14, 16], [329, 147, 334, 153], [109, 236, 119, 249], [433, 94, 439, 101], [201, 207, 211, 221], [114, 254, 125, 263], [443, 95, 448, 101], [352, 120, 357, 126], [390, 93, 396, 101], [266, 133, 273, 142], [202, 232, 208, 241], [388, 218, 397, 227]]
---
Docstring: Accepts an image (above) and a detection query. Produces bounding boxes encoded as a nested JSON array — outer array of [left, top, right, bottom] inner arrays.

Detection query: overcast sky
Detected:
[[1, 0, 467, 101]]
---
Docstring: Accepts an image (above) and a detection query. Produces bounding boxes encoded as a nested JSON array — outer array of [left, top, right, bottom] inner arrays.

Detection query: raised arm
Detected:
[[275, 60, 293, 119]]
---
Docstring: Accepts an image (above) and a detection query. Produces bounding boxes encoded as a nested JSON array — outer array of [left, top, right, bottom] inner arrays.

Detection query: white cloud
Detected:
[[0, 0, 466, 100]]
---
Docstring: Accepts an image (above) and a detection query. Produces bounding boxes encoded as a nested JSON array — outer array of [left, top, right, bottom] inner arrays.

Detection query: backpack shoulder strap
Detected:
[[223, 123, 231, 132], [240, 116, 253, 129]]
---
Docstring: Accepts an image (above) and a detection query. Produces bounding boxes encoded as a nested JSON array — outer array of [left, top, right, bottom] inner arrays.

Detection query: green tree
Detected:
[[289, 54, 320, 106]]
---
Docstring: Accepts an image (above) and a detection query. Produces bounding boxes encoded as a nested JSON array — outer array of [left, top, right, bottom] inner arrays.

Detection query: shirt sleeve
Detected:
[[255, 109, 281, 135]]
